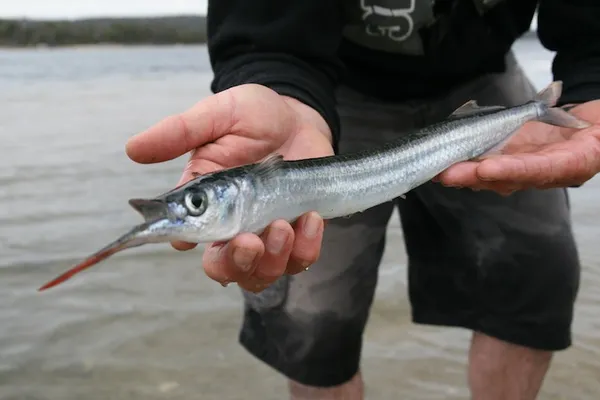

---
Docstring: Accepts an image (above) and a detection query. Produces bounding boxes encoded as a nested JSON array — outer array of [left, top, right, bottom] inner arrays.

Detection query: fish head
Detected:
[[38, 172, 249, 291], [143, 173, 247, 243]]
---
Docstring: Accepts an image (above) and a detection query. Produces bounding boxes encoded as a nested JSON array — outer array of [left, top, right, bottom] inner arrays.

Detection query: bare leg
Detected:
[[469, 332, 552, 400], [289, 372, 364, 400], [287, 331, 552, 399]]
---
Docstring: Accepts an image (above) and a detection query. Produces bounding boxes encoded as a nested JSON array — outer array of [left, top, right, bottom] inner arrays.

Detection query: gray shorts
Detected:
[[237, 53, 581, 388]]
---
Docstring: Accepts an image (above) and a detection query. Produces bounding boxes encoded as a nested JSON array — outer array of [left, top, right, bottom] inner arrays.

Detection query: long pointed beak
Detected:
[[38, 218, 172, 291]]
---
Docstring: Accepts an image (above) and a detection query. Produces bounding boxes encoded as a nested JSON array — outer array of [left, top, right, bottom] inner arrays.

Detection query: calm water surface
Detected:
[[1, 41, 599, 399]]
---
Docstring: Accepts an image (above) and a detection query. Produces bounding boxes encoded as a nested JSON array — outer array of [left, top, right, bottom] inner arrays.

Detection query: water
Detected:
[[1, 40, 599, 400]]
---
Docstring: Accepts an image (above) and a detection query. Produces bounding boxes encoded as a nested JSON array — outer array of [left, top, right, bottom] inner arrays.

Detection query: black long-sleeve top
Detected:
[[207, 0, 600, 150]]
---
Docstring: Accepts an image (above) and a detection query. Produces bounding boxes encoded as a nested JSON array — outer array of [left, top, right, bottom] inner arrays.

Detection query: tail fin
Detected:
[[534, 81, 563, 107], [541, 108, 592, 129], [535, 81, 592, 129]]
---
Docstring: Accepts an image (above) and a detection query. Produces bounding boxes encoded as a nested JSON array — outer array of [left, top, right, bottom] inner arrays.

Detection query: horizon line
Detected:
[[0, 13, 207, 21]]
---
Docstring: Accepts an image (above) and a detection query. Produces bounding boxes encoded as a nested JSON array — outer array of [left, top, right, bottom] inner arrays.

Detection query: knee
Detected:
[[469, 332, 553, 399], [468, 332, 552, 400]]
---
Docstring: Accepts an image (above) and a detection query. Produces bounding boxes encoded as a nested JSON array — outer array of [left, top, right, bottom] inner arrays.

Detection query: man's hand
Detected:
[[436, 100, 600, 195], [125, 84, 333, 292]]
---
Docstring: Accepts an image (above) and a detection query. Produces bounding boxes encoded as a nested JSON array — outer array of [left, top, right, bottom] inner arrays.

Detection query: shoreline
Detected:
[[0, 42, 208, 50], [0, 15, 207, 47]]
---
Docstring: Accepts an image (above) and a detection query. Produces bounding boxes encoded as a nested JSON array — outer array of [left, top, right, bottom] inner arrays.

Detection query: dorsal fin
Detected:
[[251, 153, 285, 178], [449, 100, 505, 119]]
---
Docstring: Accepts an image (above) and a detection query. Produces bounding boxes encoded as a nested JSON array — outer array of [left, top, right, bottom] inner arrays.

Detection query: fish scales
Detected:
[[244, 102, 539, 230]]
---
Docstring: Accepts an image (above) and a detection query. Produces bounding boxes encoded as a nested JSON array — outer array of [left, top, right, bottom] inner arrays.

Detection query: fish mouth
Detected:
[[38, 198, 181, 292]]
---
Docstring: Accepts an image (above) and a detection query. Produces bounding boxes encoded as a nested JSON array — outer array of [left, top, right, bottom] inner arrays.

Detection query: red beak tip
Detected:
[[37, 279, 63, 292], [37, 283, 51, 292]]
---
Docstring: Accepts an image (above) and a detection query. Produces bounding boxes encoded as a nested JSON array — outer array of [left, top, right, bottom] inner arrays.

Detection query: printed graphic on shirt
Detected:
[[342, 0, 506, 55], [343, 0, 435, 55]]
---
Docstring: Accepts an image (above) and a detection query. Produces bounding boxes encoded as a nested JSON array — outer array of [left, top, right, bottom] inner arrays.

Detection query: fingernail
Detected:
[[233, 248, 257, 271], [254, 281, 270, 291], [220, 280, 231, 288], [238, 280, 270, 293], [266, 228, 287, 255], [303, 213, 321, 238]]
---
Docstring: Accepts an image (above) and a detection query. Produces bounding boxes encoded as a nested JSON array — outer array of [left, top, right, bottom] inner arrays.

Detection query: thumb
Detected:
[[177, 156, 224, 186], [125, 91, 237, 164]]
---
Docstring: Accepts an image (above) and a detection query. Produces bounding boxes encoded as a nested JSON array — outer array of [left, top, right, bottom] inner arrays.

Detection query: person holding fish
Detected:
[[121, 1, 600, 399]]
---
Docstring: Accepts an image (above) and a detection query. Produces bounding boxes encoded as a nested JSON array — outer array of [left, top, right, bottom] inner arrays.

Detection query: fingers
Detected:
[[436, 134, 600, 193], [201, 213, 325, 292], [202, 233, 265, 286], [286, 212, 324, 274], [435, 161, 480, 188], [438, 155, 577, 194], [235, 213, 325, 291], [125, 83, 298, 166], [475, 137, 600, 187], [202, 220, 294, 289], [172, 241, 197, 251], [125, 91, 236, 164], [252, 221, 296, 282], [238, 221, 295, 292], [476, 154, 549, 184], [436, 158, 545, 195]]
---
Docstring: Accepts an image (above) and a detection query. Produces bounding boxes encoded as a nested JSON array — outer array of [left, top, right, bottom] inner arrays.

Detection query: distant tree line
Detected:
[[0, 16, 207, 47]]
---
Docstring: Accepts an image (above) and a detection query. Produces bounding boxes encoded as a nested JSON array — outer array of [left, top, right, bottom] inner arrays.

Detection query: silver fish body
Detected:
[[192, 86, 586, 238], [38, 81, 592, 290], [243, 101, 545, 230]]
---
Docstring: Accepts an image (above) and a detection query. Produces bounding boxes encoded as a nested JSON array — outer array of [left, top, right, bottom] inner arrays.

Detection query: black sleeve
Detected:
[[206, 0, 345, 151], [537, 0, 600, 106]]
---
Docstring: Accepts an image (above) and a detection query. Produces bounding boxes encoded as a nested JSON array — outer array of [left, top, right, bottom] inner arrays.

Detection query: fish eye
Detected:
[[184, 191, 208, 216]]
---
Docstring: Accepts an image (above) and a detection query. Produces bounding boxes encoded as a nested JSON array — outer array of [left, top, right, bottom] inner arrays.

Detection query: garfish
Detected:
[[38, 81, 592, 291]]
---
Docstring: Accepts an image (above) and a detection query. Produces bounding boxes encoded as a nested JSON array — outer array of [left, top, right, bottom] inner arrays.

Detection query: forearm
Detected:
[[207, 0, 343, 151], [538, 0, 600, 105]]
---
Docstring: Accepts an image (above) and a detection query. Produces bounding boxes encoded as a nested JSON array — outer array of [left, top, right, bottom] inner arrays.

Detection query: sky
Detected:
[[0, 0, 208, 19]]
